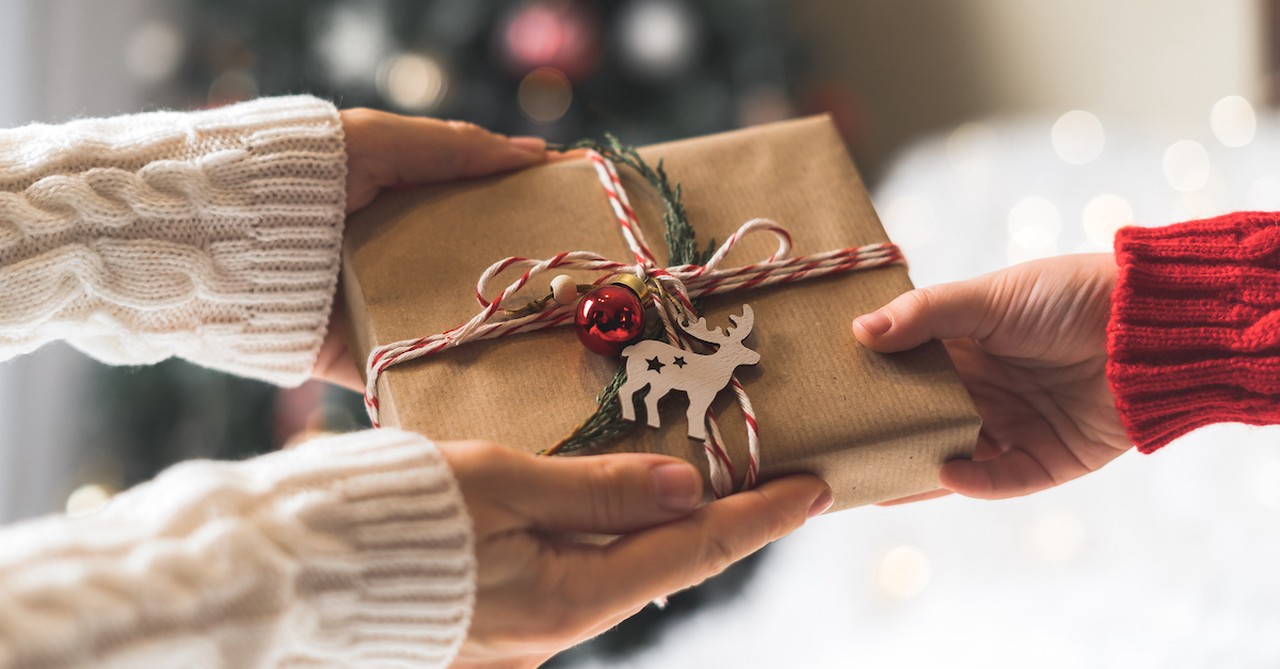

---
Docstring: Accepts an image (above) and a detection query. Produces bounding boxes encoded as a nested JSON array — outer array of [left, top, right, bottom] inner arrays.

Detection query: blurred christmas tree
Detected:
[[172, 0, 805, 139], [102, 0, 839, 662]]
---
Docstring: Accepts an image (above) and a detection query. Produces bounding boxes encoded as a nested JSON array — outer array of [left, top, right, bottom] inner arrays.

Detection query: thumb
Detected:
[[852, 278, 998, 352]]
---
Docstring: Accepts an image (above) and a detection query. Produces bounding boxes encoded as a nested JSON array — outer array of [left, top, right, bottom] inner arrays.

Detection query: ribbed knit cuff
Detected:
[[0, 429, 474, 668], [276, 429, 476, 667], [179, 96, 349, 385], [135, 95, 349, 385], [1107, 212, 1280, 452]]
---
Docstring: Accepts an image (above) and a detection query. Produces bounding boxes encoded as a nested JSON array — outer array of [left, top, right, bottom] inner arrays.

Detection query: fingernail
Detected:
[[509, 135, 546, 153], [808, 488, 834, 518], [853, 310, 891, 336], [652, 463, 701, 512]]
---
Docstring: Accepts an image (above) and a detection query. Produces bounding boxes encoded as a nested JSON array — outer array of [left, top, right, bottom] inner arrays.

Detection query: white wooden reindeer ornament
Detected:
[[619, 305, 760, 441]]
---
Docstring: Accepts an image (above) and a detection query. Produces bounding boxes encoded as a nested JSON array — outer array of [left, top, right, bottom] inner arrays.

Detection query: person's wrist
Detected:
[[312, 295, 364, 392]]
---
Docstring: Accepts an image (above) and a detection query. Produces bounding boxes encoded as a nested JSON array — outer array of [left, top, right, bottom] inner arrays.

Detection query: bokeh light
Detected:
[[312, 3, 387, 88], [1007, 196, 1061, 264], [126, 20, 184, 85], [518, 66, 573, 123], [502, 2, 598, 80], [1050, 110, 1105, 165], [207, 70, 259, 107], [876, 545, 931, 599], [377, 53, 448, 112], [1008, 195, 1062, 249], [1162, 140, 1211, 192], [66, 483, 114, 517], [736, 84, 793, 127], [1210, 95, 1256, 148], [1081, 193, 1134, 246], [618, 0, 699, 78]]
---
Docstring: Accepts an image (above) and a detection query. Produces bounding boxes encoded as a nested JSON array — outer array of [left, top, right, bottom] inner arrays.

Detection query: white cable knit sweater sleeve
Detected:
[[0, 96, 347, 386], [0, 428, 476, 668]]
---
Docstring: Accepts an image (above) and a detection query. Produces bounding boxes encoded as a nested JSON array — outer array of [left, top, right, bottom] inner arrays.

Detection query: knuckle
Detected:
[[445, 120, 496, 174], [698, 531, 740, 581], [740, 489, 795, 544], [690, 506, 752, 581], [341, 106, 378, 123], [978, 275, 1015, 339], [688, 489, 799, 585], [446, 119, 488, 139], [339, 107, 396, 180], [902, 287, 937, 316], [465, 439, 507, 459], [583, 461, 630, 529], [760, 500, 797, 542], [469, 439, 510, 459], [339, 108, 389, 141], [440, 440, 511, 476]]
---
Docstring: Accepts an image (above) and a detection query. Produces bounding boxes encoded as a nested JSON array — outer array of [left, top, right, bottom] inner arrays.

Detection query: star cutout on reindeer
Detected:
[[620, 305, 760, 441]]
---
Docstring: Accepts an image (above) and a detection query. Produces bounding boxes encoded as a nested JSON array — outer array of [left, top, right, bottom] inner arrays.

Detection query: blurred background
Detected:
[[2, 0, 1279, 666]]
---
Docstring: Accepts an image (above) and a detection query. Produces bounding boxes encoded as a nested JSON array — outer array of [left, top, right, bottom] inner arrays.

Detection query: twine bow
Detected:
[[363, 149, 902, 497]]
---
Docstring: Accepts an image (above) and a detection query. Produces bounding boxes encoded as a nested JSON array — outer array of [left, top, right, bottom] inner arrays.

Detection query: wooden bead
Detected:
[[551, 274, 578, 305]]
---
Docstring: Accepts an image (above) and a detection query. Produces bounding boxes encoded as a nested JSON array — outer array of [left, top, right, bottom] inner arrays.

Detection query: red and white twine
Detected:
[[362, 149, 902, 497]]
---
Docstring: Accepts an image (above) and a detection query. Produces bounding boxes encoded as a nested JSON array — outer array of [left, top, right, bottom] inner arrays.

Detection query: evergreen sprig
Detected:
[[543, 137, 713, 455], [552, 135, 715, 265]]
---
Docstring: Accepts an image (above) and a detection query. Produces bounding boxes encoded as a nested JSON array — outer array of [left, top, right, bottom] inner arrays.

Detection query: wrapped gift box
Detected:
[[341, 116, 980, 511]]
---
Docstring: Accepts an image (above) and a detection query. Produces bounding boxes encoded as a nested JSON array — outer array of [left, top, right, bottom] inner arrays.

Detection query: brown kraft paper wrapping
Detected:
[[341, 115, 980, 511]]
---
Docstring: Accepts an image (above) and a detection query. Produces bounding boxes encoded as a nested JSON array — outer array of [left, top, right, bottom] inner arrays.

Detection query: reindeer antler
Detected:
[[680, 305, 755, 344], [680, 315, 726, 344], [727, 305, 755, 341]]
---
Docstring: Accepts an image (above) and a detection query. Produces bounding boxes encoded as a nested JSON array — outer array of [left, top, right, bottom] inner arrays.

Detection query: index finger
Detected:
[[343, 109, 546, 185]]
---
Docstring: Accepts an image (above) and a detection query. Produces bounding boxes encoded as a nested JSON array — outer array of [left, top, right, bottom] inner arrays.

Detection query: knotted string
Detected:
[[362, 149, 903, 497]]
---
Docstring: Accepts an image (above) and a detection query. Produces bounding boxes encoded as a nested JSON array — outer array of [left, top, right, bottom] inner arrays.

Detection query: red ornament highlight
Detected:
[[575, 284, 645, 356]]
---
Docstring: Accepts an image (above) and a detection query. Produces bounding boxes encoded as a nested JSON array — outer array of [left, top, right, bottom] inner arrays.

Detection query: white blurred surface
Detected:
[[589, 426, 1280, 668]]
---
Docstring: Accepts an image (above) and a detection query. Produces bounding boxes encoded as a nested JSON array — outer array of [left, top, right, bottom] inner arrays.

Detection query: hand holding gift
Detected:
[[861, 211, 1280, 503], [855, 254, 1128, 501], [442, 440, 829, 668], [313, 109, 548, 391]]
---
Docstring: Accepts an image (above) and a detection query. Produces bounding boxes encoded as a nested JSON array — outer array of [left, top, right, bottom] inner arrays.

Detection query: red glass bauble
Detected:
[[575, 284, 645, 356]]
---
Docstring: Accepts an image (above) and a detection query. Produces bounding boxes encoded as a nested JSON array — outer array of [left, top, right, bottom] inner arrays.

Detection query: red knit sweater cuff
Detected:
[[1107, 211, 1280, 453]]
